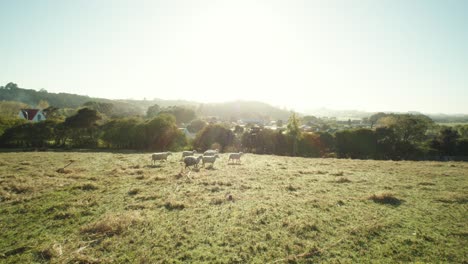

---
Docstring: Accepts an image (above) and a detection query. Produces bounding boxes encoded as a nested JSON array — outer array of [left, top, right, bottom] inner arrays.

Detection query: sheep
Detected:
[[202, 154, 220, 168], [228, 152, 243, 164], [181, 150, 197, 160], [204, 149, 219, 156], [151, 152, 172, 165], [183, 155, 203, 169]]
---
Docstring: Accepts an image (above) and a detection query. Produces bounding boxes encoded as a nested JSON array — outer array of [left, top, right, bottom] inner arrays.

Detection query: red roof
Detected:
[[20, 109, 40, 120]]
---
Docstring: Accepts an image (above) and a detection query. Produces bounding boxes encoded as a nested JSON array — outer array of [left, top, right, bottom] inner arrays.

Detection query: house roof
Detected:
[[20, 109, 40, 120]]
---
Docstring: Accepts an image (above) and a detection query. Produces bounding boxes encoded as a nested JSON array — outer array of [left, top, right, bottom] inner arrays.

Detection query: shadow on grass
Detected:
[[227, 163, 242, 166]]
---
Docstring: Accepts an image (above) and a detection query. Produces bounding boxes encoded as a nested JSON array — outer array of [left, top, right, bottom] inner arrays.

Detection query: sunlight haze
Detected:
[[1, 0, 467, 113]]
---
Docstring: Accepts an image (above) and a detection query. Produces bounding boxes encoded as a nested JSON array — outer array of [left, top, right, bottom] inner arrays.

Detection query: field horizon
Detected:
[[0, 151, 467, 263]]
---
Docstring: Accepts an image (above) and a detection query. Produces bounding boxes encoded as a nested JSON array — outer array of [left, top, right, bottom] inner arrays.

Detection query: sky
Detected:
[[0, 0, 467, 114]]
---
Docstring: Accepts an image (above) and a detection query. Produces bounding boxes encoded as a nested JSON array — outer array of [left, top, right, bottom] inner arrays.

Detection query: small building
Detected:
[[18, 109, 46, 122]]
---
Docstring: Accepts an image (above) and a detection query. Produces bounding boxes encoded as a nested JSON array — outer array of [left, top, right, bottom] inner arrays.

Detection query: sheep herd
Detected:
[[151, 149, 244, 171]]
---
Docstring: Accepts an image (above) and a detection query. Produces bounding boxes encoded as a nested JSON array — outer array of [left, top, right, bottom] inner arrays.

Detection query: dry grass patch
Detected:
[[435, 194, 468, 204], [80, 212, 143, 237], [369, 192, 402, 205], [5, 183, 34, 194]]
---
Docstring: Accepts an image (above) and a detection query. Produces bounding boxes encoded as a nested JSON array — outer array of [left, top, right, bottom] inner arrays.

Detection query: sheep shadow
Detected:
[[204, 166, 217, 170], [145, 164, 163, 169]]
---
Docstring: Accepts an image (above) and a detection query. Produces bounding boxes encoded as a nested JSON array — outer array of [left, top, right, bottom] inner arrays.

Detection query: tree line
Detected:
[[0, 98, 467, 160]]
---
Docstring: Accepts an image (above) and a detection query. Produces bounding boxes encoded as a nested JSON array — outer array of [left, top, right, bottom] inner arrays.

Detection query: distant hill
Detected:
[[304, 108, 372, 120], [0, 84, 292, 120], [196, 101, 291, 121], [2, 84, 466, 122]]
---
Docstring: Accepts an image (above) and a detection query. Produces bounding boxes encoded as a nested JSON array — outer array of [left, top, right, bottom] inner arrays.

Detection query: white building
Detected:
[[18, 109, 46, 122]]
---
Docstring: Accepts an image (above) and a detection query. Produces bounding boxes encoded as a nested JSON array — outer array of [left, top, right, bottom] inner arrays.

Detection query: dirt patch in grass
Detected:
[[369, 192, 402, 206]]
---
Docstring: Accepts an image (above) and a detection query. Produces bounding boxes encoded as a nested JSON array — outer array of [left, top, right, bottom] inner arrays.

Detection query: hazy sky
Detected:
[[1, 0, 467, 113]]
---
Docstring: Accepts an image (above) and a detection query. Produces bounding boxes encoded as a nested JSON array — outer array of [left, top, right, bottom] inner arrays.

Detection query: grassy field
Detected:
[[0, 151, 467, 263]]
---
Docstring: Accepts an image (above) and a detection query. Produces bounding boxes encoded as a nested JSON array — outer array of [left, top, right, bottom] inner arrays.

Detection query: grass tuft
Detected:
[[210, 198, 225, 205], [56, 168, 73, 174], [75, 183, 99, 191], [335, 177, 352, 183], [164, 201, 185, 210], [418, 182, 436, 186], [80, 212, 143, 237], [331, 171, 344, 176], [7, 183, 33, 194], [127, 188, 141, 196], [286, 184, 300, 191]]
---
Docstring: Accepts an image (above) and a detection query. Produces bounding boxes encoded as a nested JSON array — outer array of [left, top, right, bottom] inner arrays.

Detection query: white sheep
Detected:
[[183, 155, 203, 169], [204, 149, 219, 156], [228, 152, 243, 164], [181, 150, 197, 159], [151, 152, 172, 164], [202, 154, 220, 168]]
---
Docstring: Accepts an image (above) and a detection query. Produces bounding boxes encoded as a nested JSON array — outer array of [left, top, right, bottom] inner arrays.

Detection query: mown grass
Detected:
[[0, 151, 467, 263]]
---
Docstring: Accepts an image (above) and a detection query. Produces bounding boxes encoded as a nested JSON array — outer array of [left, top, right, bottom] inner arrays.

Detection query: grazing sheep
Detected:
[[151, 152, 172, 164], [181, 150, 197, 159], [228, 152, 243, 164], [204, 149, 219, 156], [183, 155, 203, 169], [202, 154, 220, 168]]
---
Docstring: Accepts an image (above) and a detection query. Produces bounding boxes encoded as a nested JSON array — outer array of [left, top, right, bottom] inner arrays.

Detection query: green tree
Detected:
[[430, 127, 460, 156], [159, 106, 196, 125], [37, 100, 49, 109], [233, 125, 244, 134], [146, 104, 160, 119], [379, 114, 433, 145], [193, 124, 235, 152], [42, 106, 63, 121], [83, 101, 114, 116], [298, 133, 321, 157], [287, 112, 302, 156], [4, 82, 19, 90], [187, 119, 207, 133], [64, 108, 101, 147], [145, 113, 184, 151], [377, 114, 433, 159], [335, 129, 377, 159], [369, 112, 388, 128], [0, 101, 29, 118]]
